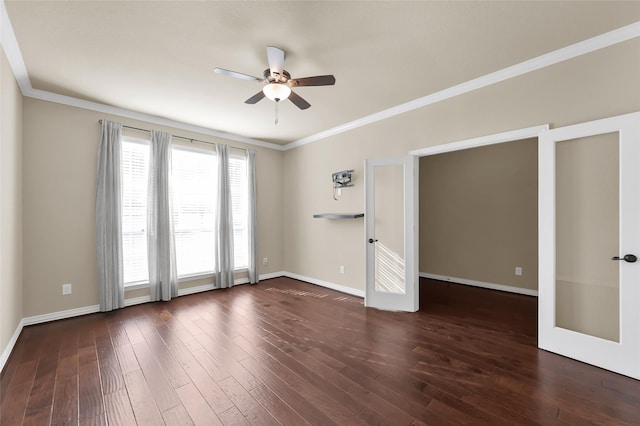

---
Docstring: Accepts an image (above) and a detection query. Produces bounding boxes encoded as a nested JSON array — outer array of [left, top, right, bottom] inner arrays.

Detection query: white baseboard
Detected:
[[22, 304, 101, 326], [123, 296, 151, 307], [282, 272, 365, 298], [178, 283, 215, 297], [259, 271, 286, 281], [420, 272, 538, 296], [0, 319, 25, 373]]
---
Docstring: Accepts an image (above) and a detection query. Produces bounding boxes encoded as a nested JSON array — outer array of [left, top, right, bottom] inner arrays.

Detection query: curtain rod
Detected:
[[98, 119, 248, 152]]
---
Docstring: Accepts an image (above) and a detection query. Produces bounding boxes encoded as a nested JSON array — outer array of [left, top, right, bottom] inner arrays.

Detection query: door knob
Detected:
[[368, 238, 378, 244], [612, 254, 637, 263]]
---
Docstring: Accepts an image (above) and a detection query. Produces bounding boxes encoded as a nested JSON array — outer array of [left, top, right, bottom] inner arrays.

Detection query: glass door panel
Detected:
[[374, 164, 406, 294], [555, 133, 619, 342]]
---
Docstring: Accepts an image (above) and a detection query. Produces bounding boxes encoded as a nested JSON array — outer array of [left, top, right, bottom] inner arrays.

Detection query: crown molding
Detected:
[[283, 21, 640, 151]]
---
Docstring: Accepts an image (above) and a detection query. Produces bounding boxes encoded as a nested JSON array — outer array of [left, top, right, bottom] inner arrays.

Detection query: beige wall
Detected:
[[22, 98, 283, 317], [420, 139, 538, 290], [1, 46, 23, 357], [283, 38, 640, 293]]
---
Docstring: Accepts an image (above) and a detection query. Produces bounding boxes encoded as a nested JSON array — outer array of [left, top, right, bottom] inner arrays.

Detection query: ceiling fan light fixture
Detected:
[[262, 83, 291, 102]]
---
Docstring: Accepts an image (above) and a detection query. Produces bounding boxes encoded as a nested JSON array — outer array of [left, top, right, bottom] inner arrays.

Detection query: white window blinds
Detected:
[[121, 140, 150, 284], [171, 147, 217, 277], [229, 154, 249, 269]]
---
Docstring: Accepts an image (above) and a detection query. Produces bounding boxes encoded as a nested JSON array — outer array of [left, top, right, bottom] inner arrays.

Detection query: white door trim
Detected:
[[410, 125, 549, 157]]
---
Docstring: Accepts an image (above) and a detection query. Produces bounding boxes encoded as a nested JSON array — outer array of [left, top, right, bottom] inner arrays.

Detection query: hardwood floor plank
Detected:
[[113, 343, 139, 375], [123, 318, 146, 345], [22, 336, 60, 425], [239, 356, 339, 426], [171, 344, 235, 415], [103, 388, 137, 426], [298, 346, 414, 425], [95, 324, 125, 395], [191, 331, 261, 391], [50, 334, 79, 426], [217, 376, 279, 426], [161, 404, 194, 426], [122, 369, 164, 425], [77, 341, 105, 422], [252, 334, 366, 417], [79, 413, 107, 426], [240, 351, 364, 425], [190, 348, 231, 383], [248, 384, 311, 426], [0, 360, 38, 425], [217, 406, 250, 426], [106, 320, 131, 348], [356, 406, 396, 426], [130, 340, 181, 412], [137, 321, 191, 388], [175, 382, 223, 426]]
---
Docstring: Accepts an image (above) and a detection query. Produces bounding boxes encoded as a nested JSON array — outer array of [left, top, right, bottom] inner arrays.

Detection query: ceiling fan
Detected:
[[214, 46, 336, 111]]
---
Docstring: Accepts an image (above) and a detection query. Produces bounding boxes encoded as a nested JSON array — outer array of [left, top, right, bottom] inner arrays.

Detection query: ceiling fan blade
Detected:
[[245, 91, 266, 104], [289, 75, 336, 87], [266, 46, 285, 78], [214, 68, 263, 82], [288, 90, 311, 110]]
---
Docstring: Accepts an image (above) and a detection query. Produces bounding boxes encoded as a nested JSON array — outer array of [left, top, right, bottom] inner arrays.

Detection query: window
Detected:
[[229, 153, 249, 269], [171, 147, 217, 277], [121, 139, 150, 284], [121, 138, 250, 285]]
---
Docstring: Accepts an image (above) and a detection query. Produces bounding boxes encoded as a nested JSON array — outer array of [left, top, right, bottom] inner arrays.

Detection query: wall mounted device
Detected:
[[332, 169, 354, 188], [332, 169, 354, 200]]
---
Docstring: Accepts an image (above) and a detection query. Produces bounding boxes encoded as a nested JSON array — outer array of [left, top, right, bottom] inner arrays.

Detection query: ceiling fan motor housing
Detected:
[[263, 69, 291, 84]]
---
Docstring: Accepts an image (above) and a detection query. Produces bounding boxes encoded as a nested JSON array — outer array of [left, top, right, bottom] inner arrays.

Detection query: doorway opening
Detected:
[[410, 125, 547, 331]]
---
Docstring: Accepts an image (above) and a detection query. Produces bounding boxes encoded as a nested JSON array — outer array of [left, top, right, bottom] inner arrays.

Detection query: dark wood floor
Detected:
[[1, 277, 639, 425]]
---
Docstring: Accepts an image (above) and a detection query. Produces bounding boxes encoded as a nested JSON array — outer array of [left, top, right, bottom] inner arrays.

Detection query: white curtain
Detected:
[[215, 144, 235, 288], [96, 120, 124, 311], [148, 130, 178, 301], [247, 149, 259, 284]]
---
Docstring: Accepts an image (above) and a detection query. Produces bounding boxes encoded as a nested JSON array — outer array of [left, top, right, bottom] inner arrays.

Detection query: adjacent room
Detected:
[[1, 1, 640, 424]]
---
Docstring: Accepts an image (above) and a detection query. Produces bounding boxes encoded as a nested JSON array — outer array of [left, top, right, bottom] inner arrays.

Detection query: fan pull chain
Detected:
[[274, 101, 279, 125]]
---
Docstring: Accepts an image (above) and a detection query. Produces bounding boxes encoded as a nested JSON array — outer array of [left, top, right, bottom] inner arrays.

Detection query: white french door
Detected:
[[539, 112, 640, 379], [365, 156, 418, 312]]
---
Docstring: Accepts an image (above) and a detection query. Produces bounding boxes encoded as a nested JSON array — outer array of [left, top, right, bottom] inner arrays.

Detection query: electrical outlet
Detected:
[[62, 283, 72, 295], [515, 267, 522, 276], [262, 257, 268, 265], [339, 265, 345, 274]]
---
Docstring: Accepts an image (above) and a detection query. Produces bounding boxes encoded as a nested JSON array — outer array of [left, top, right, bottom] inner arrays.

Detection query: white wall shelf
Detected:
[[313, 213, 364, 219]]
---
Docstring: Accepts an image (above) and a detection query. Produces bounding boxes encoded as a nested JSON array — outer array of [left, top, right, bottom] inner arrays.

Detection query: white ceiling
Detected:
[[4, 1, 640, 145]]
